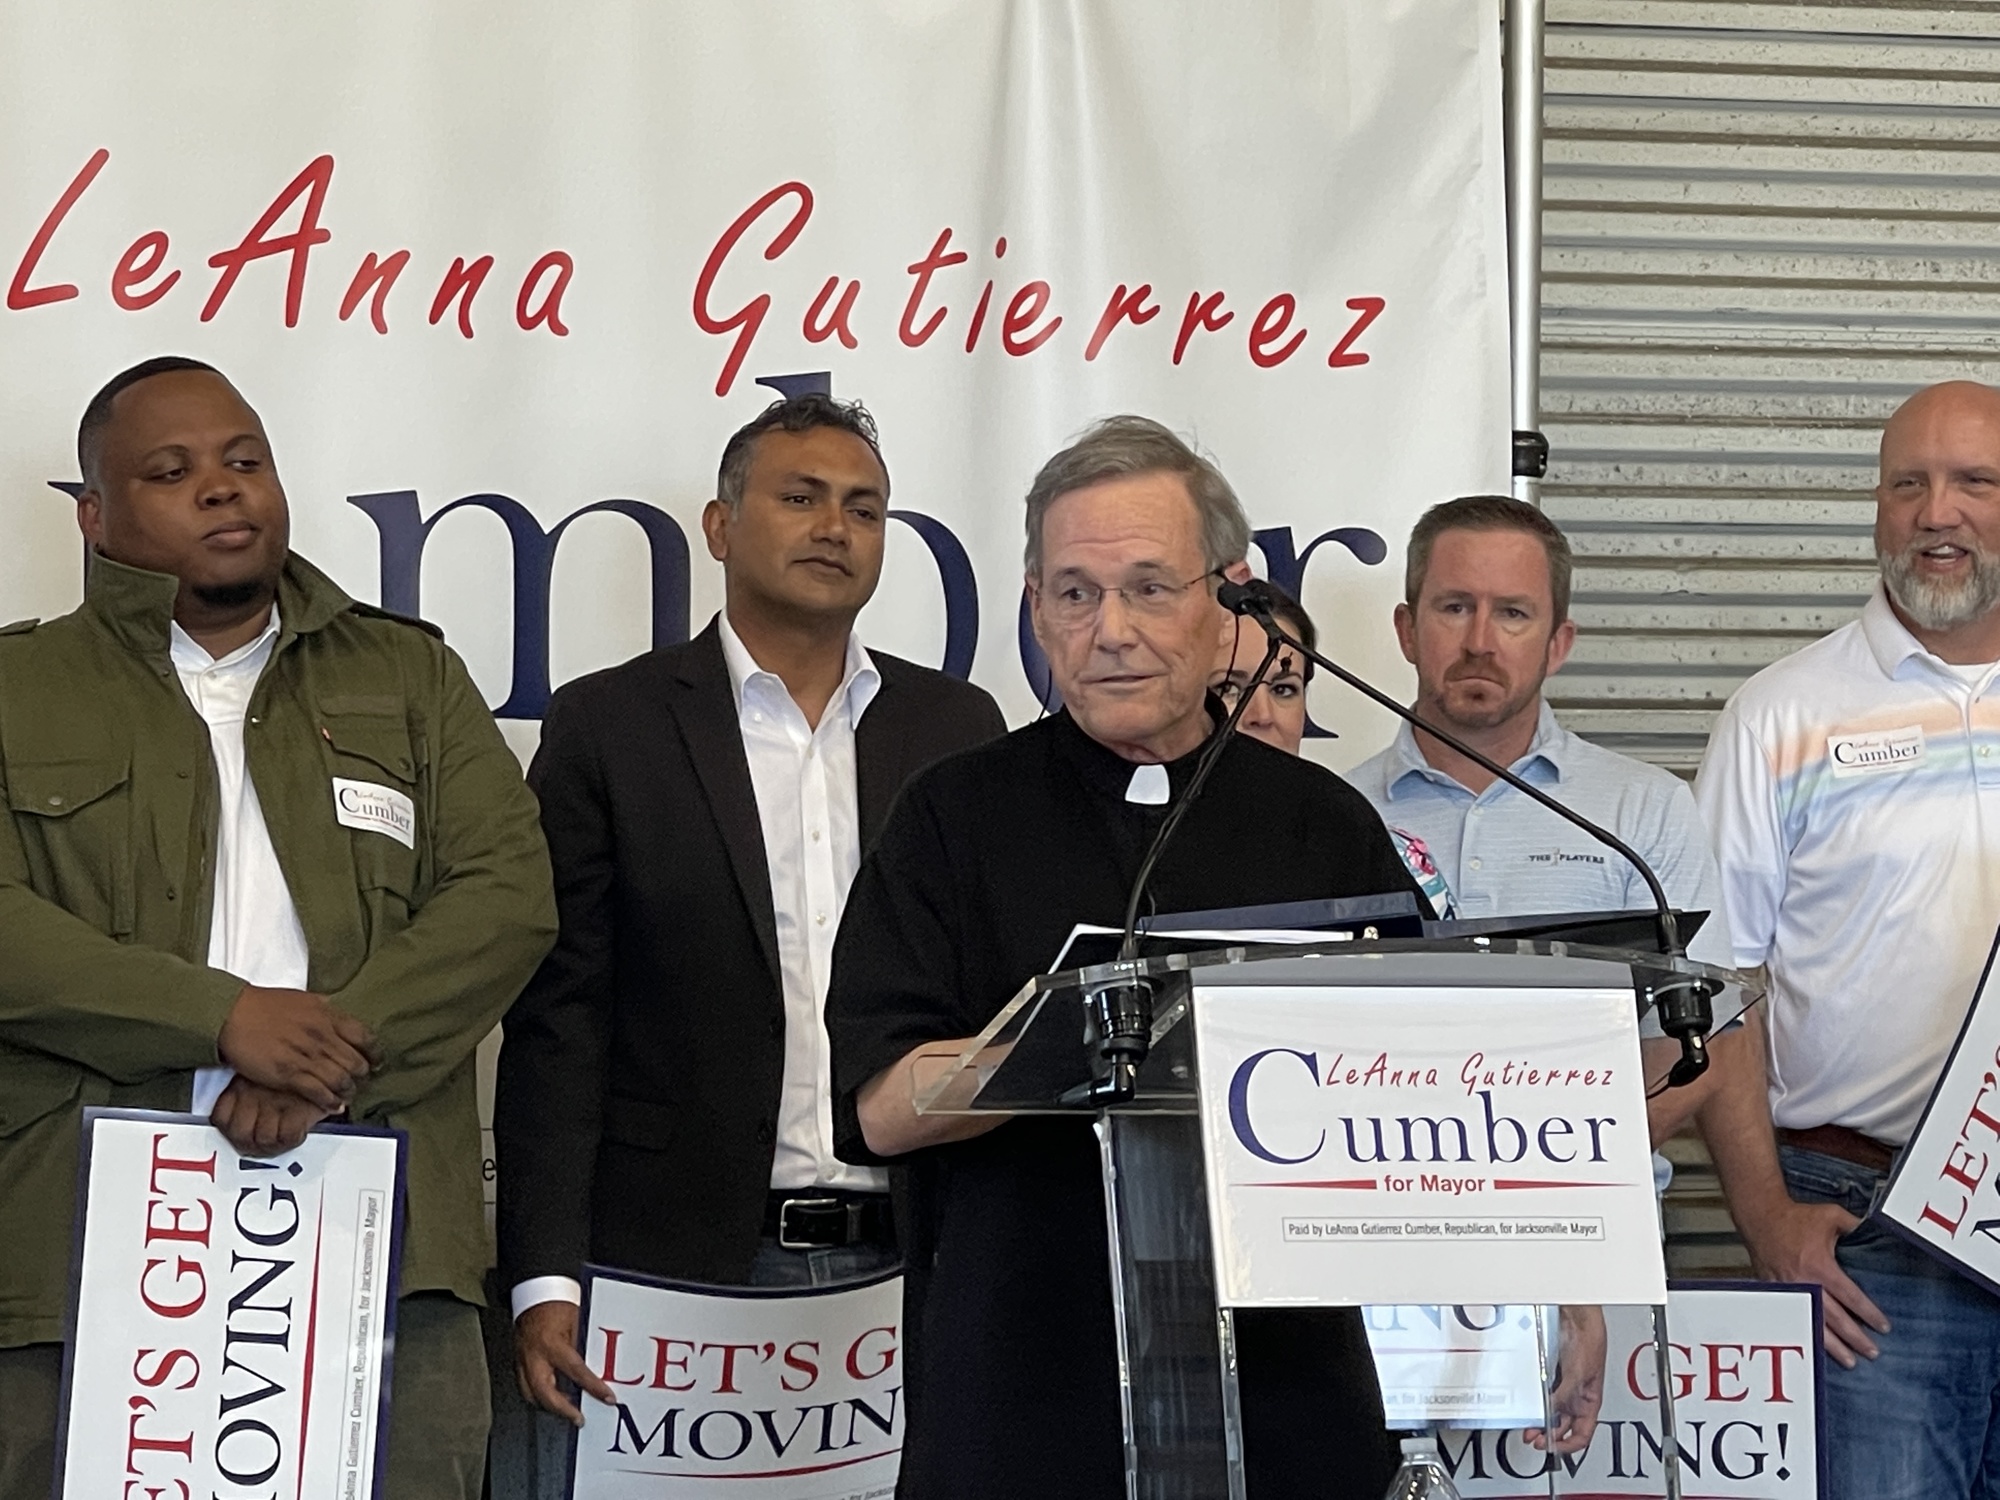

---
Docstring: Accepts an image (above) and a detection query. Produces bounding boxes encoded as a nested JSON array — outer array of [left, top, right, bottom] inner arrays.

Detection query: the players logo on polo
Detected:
[[1827, 724, 1925, 779], [333, 778, 417, 848]]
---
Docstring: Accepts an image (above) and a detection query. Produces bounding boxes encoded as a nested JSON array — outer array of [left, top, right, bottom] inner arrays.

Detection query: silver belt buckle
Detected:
[[778, 1196, 840, 1250]]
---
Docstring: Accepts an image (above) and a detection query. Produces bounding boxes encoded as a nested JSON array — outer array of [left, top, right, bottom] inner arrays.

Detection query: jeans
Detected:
[[745, 1235, 900, 1289], [1781, 1145, 2000, 1499]]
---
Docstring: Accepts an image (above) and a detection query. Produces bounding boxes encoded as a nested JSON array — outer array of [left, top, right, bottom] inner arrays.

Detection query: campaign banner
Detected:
[[1880, 927, 2000, 1290], [1194, 983, 1664, 1307], [0, 1, 1508, 768], [572, 1266, 902, 1500], [57, 1110, 406, 1500], [1447, 1286, 1824, 1499]]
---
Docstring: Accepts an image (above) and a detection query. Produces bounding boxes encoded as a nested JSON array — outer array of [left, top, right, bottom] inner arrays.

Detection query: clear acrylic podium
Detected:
[[913, 922, 1762, 1500]]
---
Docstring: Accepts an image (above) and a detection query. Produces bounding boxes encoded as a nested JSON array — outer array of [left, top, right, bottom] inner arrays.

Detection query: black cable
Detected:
[[1217, 577, 1717, 1090]]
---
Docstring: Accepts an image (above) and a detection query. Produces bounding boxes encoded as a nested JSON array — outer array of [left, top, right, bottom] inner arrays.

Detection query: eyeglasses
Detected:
[[1036, 571, 1216, 628]]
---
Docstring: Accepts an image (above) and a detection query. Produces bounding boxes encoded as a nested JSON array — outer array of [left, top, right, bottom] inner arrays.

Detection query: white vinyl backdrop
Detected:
[[0, 0, 1509, 772]]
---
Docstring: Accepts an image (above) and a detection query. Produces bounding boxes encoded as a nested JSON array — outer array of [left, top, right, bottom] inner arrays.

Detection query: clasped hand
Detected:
[[208, 984, 381, 1156]]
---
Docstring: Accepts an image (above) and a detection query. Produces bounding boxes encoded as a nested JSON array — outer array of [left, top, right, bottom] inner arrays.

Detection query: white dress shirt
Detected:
[[170, 611, 312, 1115], [718, 612, 888, 1194], [1696, 584, 2000, 1144], [512, 614, 888, 1319]]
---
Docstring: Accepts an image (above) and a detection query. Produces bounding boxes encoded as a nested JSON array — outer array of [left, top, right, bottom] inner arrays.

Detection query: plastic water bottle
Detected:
[[1381, 1433, 1462, 1500]]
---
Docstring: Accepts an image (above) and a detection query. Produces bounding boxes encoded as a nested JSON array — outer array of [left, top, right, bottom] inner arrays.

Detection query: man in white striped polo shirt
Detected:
[[1696, 381, 2000, 1497]]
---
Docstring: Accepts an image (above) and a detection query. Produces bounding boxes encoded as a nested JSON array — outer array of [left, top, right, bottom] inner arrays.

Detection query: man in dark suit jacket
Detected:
[[494, 394, 1004, 1426]]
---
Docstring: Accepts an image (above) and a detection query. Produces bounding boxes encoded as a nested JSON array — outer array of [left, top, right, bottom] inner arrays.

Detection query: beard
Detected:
[[190, 578, 272, 611], [1880, 537, 2000, 632]]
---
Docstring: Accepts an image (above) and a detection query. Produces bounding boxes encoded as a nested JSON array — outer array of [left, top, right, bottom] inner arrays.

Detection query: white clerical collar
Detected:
[[1125, 763, 1170, 805]]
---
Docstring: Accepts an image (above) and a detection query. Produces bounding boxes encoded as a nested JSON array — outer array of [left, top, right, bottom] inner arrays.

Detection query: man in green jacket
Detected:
[[0, 356, 557, 1500]]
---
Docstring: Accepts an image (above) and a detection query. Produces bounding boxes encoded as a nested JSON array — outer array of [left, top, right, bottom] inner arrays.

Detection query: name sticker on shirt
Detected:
[[1827, 724, 1926, 779], [332, 778, 417, 849]]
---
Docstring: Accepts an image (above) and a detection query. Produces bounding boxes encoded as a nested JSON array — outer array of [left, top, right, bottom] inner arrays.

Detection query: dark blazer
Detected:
[[494, 619, 1006, 1288]]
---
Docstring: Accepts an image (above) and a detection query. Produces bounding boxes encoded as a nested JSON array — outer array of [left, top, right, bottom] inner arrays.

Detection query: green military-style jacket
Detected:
[[0, 551, 556, 1347]]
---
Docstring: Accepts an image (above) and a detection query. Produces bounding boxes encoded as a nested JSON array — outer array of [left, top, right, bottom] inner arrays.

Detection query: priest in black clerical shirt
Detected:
[[824, 416, 1426, 1500]]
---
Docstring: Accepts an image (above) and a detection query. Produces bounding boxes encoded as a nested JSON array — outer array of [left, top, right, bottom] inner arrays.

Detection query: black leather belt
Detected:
[[762, 1191, 893, 1250]]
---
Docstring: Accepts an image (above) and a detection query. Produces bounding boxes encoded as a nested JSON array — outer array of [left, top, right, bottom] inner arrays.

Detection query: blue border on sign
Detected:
[[52, 1108, 409, 1500]]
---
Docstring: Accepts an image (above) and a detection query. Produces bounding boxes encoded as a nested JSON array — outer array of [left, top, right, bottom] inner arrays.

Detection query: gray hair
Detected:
[[1023, 415, 1252, 579]]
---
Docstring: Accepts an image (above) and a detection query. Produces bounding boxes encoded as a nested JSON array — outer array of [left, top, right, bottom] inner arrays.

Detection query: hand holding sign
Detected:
[[217, 983, 378, 1110], [210, 1074, 335, 1157], [516, 1298, 618, 1427]]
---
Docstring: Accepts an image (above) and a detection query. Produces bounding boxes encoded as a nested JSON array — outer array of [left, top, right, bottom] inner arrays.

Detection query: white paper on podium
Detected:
[[58, 1110, 405, 1500], [1194, 983, 1665, 1307]]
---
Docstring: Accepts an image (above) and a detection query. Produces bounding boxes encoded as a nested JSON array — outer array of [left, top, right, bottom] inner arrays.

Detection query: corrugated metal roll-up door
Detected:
[[1541, 0, 2000, 774], [1536, 0, 2000, 1273]]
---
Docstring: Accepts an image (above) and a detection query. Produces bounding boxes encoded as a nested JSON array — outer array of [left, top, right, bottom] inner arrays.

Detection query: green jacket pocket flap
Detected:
[[6, 758, 131, 818], [321, 714, 417, 783]]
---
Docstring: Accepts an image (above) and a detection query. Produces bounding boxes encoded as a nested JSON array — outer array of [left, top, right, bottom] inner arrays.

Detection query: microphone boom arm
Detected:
[[1217, 580, 1716, 1087]]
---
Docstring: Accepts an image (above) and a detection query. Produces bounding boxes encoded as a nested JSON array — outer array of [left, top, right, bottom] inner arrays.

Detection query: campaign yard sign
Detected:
[[572, 1267, 902, 1500], [1194, 983, 1665, 1308], [1449, 1286, 1824, 1499], [58, 1110, 406, 1500], [1881, 927, 2000, 1290]]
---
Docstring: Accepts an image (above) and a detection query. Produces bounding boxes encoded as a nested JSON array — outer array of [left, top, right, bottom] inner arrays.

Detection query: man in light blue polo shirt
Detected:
[[1350, 495, 1770, 1152]]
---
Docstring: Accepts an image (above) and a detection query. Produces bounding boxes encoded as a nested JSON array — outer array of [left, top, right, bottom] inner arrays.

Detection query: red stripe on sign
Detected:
[[617, 1448, 899, 1480], [296, 1196, 327, 1493], [1238, 1179, 1379, 1190], [1492, 1180, 1626, 1190]]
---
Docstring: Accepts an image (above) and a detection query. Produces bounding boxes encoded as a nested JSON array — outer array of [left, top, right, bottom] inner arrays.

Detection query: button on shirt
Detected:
[[169, 612, 312, 1115], [719, 613, 888, 1195], [1694, 584, 2000, 1144], [1349, 702, 1733, 969]]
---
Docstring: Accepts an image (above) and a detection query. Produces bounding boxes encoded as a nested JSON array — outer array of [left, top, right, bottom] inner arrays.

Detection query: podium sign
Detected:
[[57, 1111, 405, 1500], [927, 935, 1755, 1500], [1193, 982, 1665, 1307]]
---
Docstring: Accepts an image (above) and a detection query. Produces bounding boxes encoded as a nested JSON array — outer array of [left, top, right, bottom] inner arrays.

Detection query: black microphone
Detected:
[[1060, 599, 1286, 1107], [1217, 577, 1717, 1089]]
